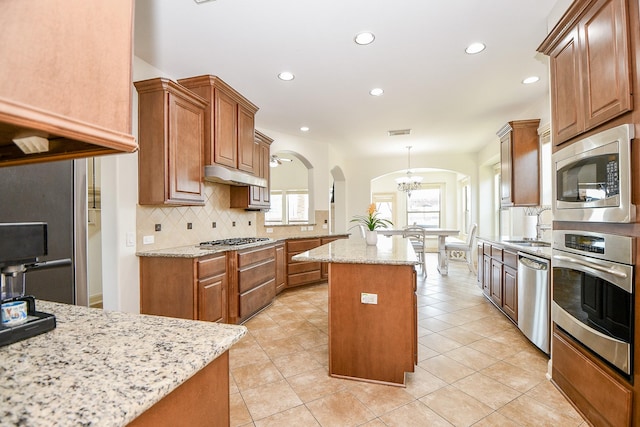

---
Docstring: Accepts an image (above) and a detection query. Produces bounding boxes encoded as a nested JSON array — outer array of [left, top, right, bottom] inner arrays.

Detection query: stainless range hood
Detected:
[[204, 164, 267, 187]]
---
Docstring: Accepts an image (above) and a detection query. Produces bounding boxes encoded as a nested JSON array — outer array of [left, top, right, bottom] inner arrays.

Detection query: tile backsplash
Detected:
[[136, 182, 331, 251]]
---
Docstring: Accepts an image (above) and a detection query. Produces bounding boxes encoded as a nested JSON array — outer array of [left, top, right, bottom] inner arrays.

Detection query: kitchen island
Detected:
[[293, 235, 419, 386], [0, 301, 246, 426]]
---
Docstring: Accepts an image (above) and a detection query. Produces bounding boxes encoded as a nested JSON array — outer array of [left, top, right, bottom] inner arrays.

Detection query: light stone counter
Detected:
[[292, 235, 419, 266], [0, 301, 247, 427]]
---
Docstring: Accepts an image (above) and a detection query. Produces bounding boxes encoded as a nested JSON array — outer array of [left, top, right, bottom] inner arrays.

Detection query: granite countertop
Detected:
[[0, 301, 247, 427], [292, 235, 419, 266], [478, 235, 552, 259]]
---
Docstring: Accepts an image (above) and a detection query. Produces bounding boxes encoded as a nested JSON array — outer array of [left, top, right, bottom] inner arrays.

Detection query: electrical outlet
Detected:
[[308, 226, 314, 231], [187, 222, 192, 230], [232, 221, 236, 227], [143, 235, 155, 245], [266, 228, 273, 233], [249, 220, 252, 226], [322, 224, 328, 229], [301, 226, 307, 231], [212, 222, 216, 228], [154, 224, 161, 232], [361, 293, 378, 304]]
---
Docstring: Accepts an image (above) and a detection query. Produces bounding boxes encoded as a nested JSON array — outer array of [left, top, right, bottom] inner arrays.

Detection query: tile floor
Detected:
[[229, 253, 587, 426]]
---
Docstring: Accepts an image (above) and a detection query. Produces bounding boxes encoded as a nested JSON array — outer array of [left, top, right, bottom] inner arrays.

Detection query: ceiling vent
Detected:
[[388, 129, 411, 136]]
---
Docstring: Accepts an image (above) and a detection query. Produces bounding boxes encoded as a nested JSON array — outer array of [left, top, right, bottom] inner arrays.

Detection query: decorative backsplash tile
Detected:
[[136, 182, 332, 250]]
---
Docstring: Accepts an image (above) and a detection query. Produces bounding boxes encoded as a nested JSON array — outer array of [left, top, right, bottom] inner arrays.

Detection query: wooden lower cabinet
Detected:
[[275, 242, 286, 294], [286, 238, 322, 288], [552, 326, 632, 427], [140, 254, 227, 323], [128, 352, 230, 427], [228, 244, 276, 324], [320, 236, 341, 279], [479, 241, 518, 323]]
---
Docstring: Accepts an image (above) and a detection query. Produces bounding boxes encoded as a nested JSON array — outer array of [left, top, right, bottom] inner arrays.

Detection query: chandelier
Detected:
[[395, 146, 422, 197]]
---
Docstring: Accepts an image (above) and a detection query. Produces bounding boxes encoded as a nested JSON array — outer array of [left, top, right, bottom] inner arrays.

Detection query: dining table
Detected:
[[377, 228, 460, 275]]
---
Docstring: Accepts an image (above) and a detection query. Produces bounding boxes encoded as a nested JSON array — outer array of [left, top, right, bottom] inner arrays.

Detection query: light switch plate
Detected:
[[143, 235, 155, 245], [125, 232, 135, 247]]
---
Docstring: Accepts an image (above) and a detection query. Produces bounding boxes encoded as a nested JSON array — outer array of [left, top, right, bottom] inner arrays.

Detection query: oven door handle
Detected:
[[553, 254, 628, 279]]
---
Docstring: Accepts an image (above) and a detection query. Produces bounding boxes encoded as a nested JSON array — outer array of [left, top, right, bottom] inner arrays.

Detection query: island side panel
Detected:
[[127, 352, 230, 427], [328, 262, 417, 386]]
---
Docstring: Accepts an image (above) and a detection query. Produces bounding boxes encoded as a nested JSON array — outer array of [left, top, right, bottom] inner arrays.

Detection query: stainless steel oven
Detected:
[[553, 124, 635, 223], [552, 230, 634, 375]]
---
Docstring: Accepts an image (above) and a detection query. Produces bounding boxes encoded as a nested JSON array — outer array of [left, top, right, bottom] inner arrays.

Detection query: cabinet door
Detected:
[[275, 244, 286, 294], [580, 0, 631, 132], [198, 273, 226, 323], [502, 265, 517, 322], [260, 140, 271, 204], [490, 258, 502, 306], [482, 255, 491, 296], [477, 243, 484, 289], [168, 92, 204, 203], [214, 89, 237, 168], [549, 26, 583, 145], [236, 104, 255, 174], [499, 133, 513, 206]]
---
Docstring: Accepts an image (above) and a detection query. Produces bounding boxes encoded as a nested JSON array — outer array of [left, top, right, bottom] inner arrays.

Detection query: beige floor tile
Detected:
[[445, 345, 499, 371], [525, 380, 585, 423], [472, 411, 522, 426], [379, 401, 452, 426], [240, 379, 303, 421], [254, 405, 320, 427], [232, 360, 283, 391], [230, 344, 272, 370], [498, 395, 584, 426], [419, 332, 464, 353], [481, 361, 546, 393], [418, 305, 449, 318], [272, 350, 323, 378], [468, 337, 519, 360], [420, 385, 494, 426], [259, 336, 305, 359], [230, 392, 253, 427], [404, 365, 448, 399], [287, 368, 349, 402], [292, 329, 328, 349], [244, 314, 278, 331], [307, 343, 329, 367], [230, 372, 239, 394], [306, 390, 376, 426], [452, 372, 521, 410], [502, 349, 550, 374], [250, 325, 290, 346], [417, 342, 441, 362], [276, 318, 319, 336], [346, 381, 415, 417], [419, 354, 476, 383], [359, 419, 387, 426]]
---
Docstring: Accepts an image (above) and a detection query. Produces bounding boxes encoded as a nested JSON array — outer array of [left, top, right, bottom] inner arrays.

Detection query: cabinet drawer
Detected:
[[483, 243, 492, 255], [503, 251, 517, 269], [239, 279, 275, 321], [198, 254, 226, 279], [288, 270, 322, 287], [238, 245, 275, 268], [288, 260, 321, 275], [491, 246, 503, 261], [238, 259, 275, 293], [287, 239, 320, 252]]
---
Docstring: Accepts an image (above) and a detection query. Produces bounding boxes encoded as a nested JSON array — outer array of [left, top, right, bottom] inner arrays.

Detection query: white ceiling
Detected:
[[134, 0, 560, 159]]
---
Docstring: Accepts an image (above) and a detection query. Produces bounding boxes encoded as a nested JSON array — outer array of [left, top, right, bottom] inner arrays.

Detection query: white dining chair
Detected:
[[403, 226, 427, 276], [444, 223, 477, 273]]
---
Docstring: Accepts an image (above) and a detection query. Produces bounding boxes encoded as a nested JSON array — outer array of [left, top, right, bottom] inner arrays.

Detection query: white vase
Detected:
[[365, 230, 378, 245]]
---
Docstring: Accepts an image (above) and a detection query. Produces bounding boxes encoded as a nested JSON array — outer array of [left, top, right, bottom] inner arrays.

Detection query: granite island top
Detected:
[[0, 301, 247, 427], [292, 235, 419, 266]]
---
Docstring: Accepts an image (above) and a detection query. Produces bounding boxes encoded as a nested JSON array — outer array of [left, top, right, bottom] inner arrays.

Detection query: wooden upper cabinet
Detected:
[[0, 0, 137, 166], [539, 0, 632, 145], [177, 75, 259, 174], [498, 120, 541, 207], [230, 130, 273, 210], [134, 78, 207, 206]]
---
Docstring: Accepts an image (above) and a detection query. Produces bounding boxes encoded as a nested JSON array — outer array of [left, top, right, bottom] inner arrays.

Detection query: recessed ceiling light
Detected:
[[278, 71, 295, 81], [465, 42, 486, 54], [300, 126, 310, 132], [354, 32, 375, 45], [369, 88, 384, 96], [194, 0, 216, 3], [522, 76, 540, 84]]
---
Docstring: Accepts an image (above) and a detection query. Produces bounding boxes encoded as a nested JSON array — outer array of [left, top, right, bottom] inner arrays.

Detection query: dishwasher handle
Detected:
[[518, 255, 549, 271]]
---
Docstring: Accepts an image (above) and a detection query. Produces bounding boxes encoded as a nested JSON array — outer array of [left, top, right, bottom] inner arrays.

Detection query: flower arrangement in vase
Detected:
[[350, 203, 393, 245]]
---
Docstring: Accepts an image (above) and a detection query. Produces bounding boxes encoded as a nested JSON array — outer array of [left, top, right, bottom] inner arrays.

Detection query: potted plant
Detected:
[[351, 203, 393, 245]]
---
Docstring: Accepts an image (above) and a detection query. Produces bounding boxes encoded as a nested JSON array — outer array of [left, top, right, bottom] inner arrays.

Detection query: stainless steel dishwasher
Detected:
[[517, 252, 550, 354]]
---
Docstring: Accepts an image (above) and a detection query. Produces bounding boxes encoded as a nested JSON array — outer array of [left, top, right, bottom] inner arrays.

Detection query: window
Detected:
[[372, 193, 395, 226], [406, 184, 443, 227], [265, 190, 309, 224]]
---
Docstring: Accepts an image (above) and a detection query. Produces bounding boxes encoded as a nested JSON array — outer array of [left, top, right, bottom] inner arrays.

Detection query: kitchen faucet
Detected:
[[535, 206, 552, 240]]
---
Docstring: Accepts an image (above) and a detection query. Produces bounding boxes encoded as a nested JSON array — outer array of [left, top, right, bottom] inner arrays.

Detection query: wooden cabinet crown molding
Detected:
[[177, 75, 258, 114], [538, 0, 603, 53]]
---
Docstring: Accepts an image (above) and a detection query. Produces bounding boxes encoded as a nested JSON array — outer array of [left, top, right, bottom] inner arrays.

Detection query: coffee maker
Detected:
[[0, 222, 71, 346]]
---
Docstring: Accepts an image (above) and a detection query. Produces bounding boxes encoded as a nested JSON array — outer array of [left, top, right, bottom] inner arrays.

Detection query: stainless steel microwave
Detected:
[[553, 124, 635, 222]]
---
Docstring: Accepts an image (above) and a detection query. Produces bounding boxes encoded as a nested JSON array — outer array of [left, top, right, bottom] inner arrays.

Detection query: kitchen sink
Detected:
[[504, 240, 551, 248]]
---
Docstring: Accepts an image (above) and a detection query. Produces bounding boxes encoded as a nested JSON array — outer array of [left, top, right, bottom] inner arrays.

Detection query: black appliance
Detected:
[[552, 229, 634, 375], [199, 237, 270, 247], [0, 222, 72, 347]]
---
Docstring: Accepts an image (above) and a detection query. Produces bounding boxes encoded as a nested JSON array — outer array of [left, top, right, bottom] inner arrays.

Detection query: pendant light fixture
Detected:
[[395, 146, 422, 197]]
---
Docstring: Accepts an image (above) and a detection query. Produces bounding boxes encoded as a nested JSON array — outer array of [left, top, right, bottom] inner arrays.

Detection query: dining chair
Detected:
[[444, 223, 478, 273], [402, 226, 427, 276]]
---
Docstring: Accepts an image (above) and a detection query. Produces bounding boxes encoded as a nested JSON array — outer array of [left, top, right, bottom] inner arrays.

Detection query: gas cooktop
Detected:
[[199, 237, 271, 248]]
